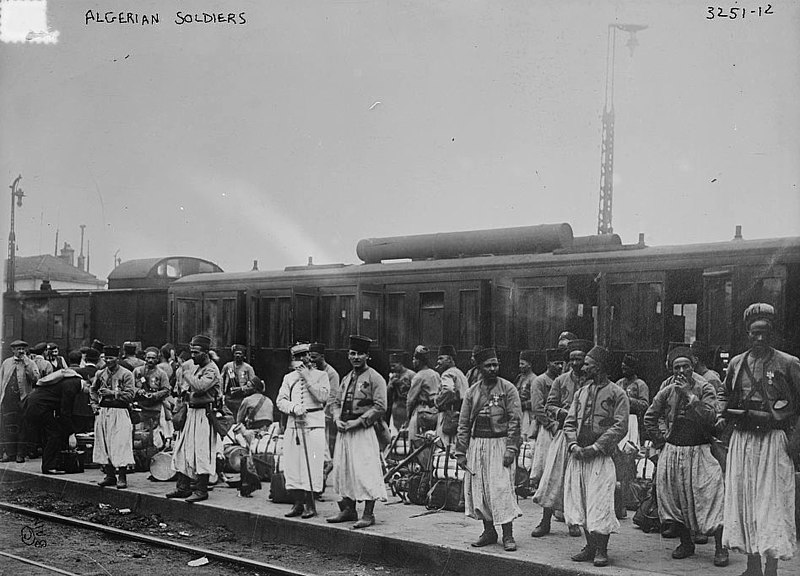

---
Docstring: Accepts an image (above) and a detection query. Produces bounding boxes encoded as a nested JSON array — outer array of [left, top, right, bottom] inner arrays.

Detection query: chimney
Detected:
[[251, 260, 259, 271], [734, 225, 743, 240], [638, 233, 645, 246], [77, 224, 86, 271], [59, 242, 75, 266], [54, 229, 59, 256], [307, 256, 313, 266]]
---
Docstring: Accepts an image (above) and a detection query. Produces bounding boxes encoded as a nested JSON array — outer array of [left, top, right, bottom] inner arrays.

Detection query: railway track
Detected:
[[0, 502, 315, 576]]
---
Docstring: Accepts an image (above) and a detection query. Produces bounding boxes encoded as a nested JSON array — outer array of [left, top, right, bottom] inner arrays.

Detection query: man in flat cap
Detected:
[[528, 349, 563, 493], [515, 350, 538, 442], [1, 340, 39, 463], [91, 339, 107, 371], [563, 345, 629, 567], [456, 347, 522, 552], [532, 339, 592, 539], [308, 343, 341, 459], [435, 345, 469, 446], [90, 344, 136, 488], [168, 334, 222, 503], [386, 352, 415, 431], [644, 345, 726, 567], [24, 350, 82, 474], [327, 335, 387, 529], [406, 345, 441, 442], [222, 344, 256, 416], [719, 304, 800, 576], [133, 347, 172, 441], [277, 343, 329, 519]]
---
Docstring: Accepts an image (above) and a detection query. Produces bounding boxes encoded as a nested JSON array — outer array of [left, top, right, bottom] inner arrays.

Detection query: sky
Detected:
[[2, 0, 799, 281]]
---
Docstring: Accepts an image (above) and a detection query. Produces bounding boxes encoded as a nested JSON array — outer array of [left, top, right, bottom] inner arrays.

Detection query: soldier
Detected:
[[644, 346, 727, 567], [221, 344, 256, 415], [308, 342, 340, 457], [23, 350, 82, 474], [455, 347, 522, 552], [435, 345, 468, 446], [564, 345, 629, 568], [0, 340, 40, 463], [386, 352, 415, 431], [119, 341, 144, 372], [132, 347, 172, 439], [528, 349, 563, 493], [277, 343, 329, 518], [327, 335, 387, 529], [531, 339, 592, 538], [72, 348, 98, 434], [406, 345, 441, 441], [464, 345, 484, 386], [167, 335, 222, 503], [720, 304, 800, 576], [236, 377, 273, 430], [691, 341, 724, 399], [614, 353, 649, 518], [90, 345, 136, 489], [515, 350, 538, 441]]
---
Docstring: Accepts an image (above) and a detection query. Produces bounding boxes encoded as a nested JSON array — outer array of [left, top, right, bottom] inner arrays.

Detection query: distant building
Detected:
[[6, 247, 106, 291]]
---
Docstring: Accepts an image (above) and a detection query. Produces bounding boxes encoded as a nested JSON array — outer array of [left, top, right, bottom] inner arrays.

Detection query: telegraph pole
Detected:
[[7, 175, 25, 293], [597, 24, 647, 235]]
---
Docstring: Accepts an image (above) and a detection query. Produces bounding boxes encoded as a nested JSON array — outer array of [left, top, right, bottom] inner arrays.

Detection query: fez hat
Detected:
[[144, 346, 160, 355], [474, 347, 498, 365], [519, 350, 536, 364], [413, 344, 430, 358], [85, 348, 101, 363], [622, 353, 639, 371], [439, 345, 457, 358], [251, 376, 265, 393], [123, 341, 137, 352], [103, 345, 121, 357], [545, 348, 563, 363], [91, 339, 105, 352], [309, 342, 326, 354], [586, 345, 611, 372], [389, 352, 406, 364], [231, 344, 247, 354], [190, 335, 212, 350], [10, 339, 28, 348], [667, 344, 693, 367], [290, 342, 310, 356], [349, 335, 372, 353], [566, 339, 592, 354], [31, 342, 47, 354], [743, 303, 775, 328], [471, 345, 484, 356]]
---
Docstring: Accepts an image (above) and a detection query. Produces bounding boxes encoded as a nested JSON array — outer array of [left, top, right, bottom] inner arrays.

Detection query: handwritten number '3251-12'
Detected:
[[707, 5, 773, 19]]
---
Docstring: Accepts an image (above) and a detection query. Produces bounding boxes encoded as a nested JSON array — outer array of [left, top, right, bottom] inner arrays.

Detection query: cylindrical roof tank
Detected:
[[356, 223, 574, 263]]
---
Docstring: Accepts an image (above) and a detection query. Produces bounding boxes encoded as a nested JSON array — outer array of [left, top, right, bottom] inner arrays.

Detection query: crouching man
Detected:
[[455, 347, 522, 552], [563, 345, 629, 567]]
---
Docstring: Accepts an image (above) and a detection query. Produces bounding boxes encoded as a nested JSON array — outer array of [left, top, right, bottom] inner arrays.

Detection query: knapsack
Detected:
[[633, 481, 660, 533]]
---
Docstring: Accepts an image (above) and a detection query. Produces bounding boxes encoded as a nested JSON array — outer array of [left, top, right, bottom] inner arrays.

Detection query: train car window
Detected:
[[672, 303, 697, 344], [494, 285, 512, 348], [385, 293, 406, 350], [459, 290, 480, 350], [4, 315, 14, 339], [359, 291, 381, 343], [757, 277, 782, 308], [293, 293, 316, 343], [319, 296, 335, 348], [518, 286, 566, 350], [157, 260, 181, 278], [176, 298, 200, 344], [222, 299, 236, 348], [52, 314, 64, 339], [420, 292, 444, 348], [609, 282, 663, 350], [339, 296, 356, 348]]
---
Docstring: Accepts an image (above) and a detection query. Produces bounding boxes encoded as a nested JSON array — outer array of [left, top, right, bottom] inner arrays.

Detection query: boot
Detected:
[[741, 554, 763, 576], [116, 468, 128, 489], [326, 498, 358, 523], [301, 491, 317, 519], [714, 527, 729, 567], [662, 521, 679, 538], [285, 490, 304, 517], [672, 524, 695, 560], [764, 557, 777, 576], [571, 530, 595, 562], [166, 473, 192, 498], [352, 500, 375, 529], [185, 474, 208, 503], [531, 508, 552, 537], [501, 522, 516, 551], [593, 533, 610, 567], [471, 520, 498, 547], [97, 465, 116, 487], [568, 524, 582, 537]]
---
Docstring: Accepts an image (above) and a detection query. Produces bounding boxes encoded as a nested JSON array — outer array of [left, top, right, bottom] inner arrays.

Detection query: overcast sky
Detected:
[[2, 0, 799, 280]]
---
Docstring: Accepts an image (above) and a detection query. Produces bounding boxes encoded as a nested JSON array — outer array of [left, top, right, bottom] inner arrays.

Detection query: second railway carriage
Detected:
[[168, 225, 800, 399]]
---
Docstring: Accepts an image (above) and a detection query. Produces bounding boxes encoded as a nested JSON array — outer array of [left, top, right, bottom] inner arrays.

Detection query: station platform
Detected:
[[1, 460, 797, 576]]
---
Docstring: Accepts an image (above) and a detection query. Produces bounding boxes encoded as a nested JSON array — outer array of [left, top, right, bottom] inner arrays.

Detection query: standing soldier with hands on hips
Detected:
[[455, 347, 523, 552], [277, 343, 329, 519]]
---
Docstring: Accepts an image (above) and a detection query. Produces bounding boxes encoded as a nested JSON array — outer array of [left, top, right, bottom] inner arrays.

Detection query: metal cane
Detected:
[[298, 418, 315, 493]]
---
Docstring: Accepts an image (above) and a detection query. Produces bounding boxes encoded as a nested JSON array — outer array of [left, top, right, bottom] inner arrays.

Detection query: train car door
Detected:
[[492, 278, 514, 379], [514, 276, 567, 373], [357, 284, 384, 372]]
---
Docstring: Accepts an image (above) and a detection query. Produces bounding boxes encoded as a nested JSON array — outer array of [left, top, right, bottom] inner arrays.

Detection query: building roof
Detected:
[[8, 254, 106, 286]]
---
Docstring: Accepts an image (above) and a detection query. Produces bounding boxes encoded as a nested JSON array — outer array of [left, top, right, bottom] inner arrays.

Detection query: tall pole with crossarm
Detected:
[[597, 24, 647, 236], [7, 175, 25, 293]]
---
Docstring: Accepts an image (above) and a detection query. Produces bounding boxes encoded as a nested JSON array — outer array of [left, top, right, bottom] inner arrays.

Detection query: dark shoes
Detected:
[[502, 536, 517, 552], [662, 522, 679, 538], [285, 503, 304, 518], [530, 521, 550, 537], [571, 546, 595, 562], [352, 514, 375, 529], [593, 549, 609, 567], [714, 548, 729, 567], [471, 530, 498, 548], [672, 543, 696, 559], [166, 489, 192, 499], [0, 455, 11, 463], [98, 474, 116, 486], [568, 524, 582, 537], [15, 455, 25, 463], [326, 499, 359, 523]]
